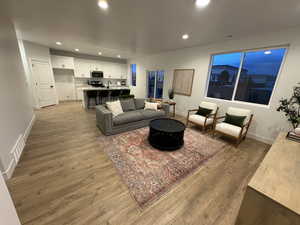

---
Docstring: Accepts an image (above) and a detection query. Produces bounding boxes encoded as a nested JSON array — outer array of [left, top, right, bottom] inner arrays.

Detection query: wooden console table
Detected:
[[163, 101, 176, 117], [150, 99, 176, 117], [235, 132, 300, 225]]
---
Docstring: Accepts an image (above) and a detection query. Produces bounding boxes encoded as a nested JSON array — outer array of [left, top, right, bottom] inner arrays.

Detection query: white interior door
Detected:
[[31, 60, 57, 107]]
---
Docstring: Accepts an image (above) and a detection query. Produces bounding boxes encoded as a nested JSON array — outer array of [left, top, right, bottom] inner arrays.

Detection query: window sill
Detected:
[[204, 97, 271, 109]]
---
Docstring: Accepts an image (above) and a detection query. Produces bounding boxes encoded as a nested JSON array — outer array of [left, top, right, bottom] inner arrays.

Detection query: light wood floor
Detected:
[[7, 102, 269, 225]]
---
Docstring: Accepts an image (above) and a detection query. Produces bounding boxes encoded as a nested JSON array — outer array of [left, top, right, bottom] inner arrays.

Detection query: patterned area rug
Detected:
[[99, 127, 227, 208]]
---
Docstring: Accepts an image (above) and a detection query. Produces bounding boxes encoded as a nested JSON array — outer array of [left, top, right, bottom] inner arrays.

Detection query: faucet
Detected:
[[107, 80, 112, 88]]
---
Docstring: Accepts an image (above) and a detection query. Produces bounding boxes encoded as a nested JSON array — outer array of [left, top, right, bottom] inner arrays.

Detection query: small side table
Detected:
[[164, 101, 176, 117]]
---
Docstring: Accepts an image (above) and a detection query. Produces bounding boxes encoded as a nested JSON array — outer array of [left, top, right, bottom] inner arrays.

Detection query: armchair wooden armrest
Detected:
[[216, 116, 226, 120], [206, 113, 217, 118], [186, 109, 198, 125]]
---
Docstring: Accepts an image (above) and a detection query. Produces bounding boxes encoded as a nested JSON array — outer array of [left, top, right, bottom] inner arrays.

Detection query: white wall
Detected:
[[129, 27, 300, 144], [0, 173, 21, 225], [0, 2, 34, 177]]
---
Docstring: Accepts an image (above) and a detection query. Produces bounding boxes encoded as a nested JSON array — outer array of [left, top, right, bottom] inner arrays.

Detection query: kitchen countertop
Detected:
[[80, 86, 130, 91]]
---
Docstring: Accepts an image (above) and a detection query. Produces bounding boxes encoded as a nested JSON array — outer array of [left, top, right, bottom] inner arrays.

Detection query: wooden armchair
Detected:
[[213, 107, 253, 147], [186, 102, 219, 132]]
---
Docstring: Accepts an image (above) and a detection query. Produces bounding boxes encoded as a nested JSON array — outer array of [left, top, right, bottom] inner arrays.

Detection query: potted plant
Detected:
[[277, 83, 300, 137]]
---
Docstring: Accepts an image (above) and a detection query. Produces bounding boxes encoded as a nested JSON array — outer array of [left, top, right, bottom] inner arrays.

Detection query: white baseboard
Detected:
[[2, 114, 36, 180], [247, 132, 274, 145], [2, 160, 16, 180], [24, 114, 36, 142]]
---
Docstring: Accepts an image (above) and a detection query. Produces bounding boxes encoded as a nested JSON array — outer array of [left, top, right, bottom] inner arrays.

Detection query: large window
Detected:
[[206, 47, 287, 105], [130, 64, 136, 86], [147, 70, 164, 99]]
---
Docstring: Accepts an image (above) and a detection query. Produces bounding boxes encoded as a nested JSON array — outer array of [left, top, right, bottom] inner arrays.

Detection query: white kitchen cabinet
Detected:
[[73, 57, 127, 79], [76, 88, 84, 100], [90, 60, 103, 72], [51, 55, 74, 69], [105, 63, 122, 79], [102, 62, 111, 78], [120, 64, 128, 79], [74, 59, 91, 78]]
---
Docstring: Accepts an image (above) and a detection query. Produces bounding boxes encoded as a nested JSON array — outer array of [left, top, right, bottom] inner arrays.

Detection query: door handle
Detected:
[[50, 85, 54, 88]]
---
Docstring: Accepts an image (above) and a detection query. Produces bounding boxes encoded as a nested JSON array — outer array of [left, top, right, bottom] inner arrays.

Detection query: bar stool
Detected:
[[86, 91, 98, 108], [121, 89, 130, 96], [98, 90, 110, 105], [109, 90, 121, 101]]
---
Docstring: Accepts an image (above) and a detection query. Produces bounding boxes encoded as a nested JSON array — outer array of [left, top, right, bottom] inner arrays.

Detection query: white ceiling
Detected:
[[10, 0, 300, 59]]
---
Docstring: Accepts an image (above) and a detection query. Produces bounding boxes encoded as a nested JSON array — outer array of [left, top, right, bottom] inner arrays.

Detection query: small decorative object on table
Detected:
[[168, 88, 174, 102], [277, 83, 300, 142]]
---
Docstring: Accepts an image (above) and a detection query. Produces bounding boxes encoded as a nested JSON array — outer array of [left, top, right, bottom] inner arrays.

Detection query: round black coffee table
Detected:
[[148, 118, 186, 151]]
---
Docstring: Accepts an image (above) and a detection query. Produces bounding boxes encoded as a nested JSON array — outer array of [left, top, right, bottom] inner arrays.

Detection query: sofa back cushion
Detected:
[[120, 99, 136, 112], [134, 98, 145, 110]]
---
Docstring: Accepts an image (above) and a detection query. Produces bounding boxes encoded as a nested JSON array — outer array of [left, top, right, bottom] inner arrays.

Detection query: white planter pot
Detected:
[[295, 127, 300, 135]]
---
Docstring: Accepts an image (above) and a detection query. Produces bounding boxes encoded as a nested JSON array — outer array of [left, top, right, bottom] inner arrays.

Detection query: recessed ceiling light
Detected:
[[195, 0, 210, 8], [56, 41, 62, 45], [117, 55, 121, 58], [264, 50, 272, 55], [98, 52, 102, 55], [98, 0, 108, 9], [182, 34, 189, 40], [75, 48, 79, 52]]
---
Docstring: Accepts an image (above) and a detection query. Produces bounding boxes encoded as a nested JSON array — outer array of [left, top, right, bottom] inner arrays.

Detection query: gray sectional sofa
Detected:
[[96, 98, 170, 135]]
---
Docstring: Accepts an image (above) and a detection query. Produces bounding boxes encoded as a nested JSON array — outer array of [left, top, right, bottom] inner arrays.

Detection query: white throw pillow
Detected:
[[106, 100, 123, 117], [144, 101, 158, 111]]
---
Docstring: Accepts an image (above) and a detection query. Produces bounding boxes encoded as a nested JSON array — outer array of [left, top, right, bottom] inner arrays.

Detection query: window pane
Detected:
[[234, 48, 286, 105], [207, 52, 242, 100], [155, 70, 164, 99], [147, 71, 156, 98], [131, 64, 136, 86]]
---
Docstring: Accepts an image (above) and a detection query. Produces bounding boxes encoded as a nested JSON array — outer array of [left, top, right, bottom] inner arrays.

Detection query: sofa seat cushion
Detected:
[[139, 109, 165, 119], [113, 111, 144, 126], [215, 122, 246, 138], [189, 114, 214, 126]]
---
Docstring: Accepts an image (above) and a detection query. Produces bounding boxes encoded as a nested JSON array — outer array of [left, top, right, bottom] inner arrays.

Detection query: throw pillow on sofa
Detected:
[[106, 100, 123, 117], [120, 99, 136, 112], [144, 101, 158, 111]]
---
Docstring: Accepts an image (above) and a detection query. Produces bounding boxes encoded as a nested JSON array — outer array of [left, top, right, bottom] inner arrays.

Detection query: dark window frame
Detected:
[[205, 46, 288, 106]]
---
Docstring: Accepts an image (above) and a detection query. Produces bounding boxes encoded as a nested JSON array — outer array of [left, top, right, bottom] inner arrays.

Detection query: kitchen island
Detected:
[[81, 86, 130, 109]]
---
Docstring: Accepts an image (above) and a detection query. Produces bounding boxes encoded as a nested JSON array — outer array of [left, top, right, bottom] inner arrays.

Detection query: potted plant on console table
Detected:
[[277, 83, 300, 142]]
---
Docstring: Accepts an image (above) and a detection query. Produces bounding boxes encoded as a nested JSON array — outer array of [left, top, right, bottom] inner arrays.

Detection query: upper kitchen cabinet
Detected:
[[104, 63, 127, 79], [120, 64, 128, 79], [74, 58, 91, 78], [90, 60, 102, 72], [51, 55, 75, 70]]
